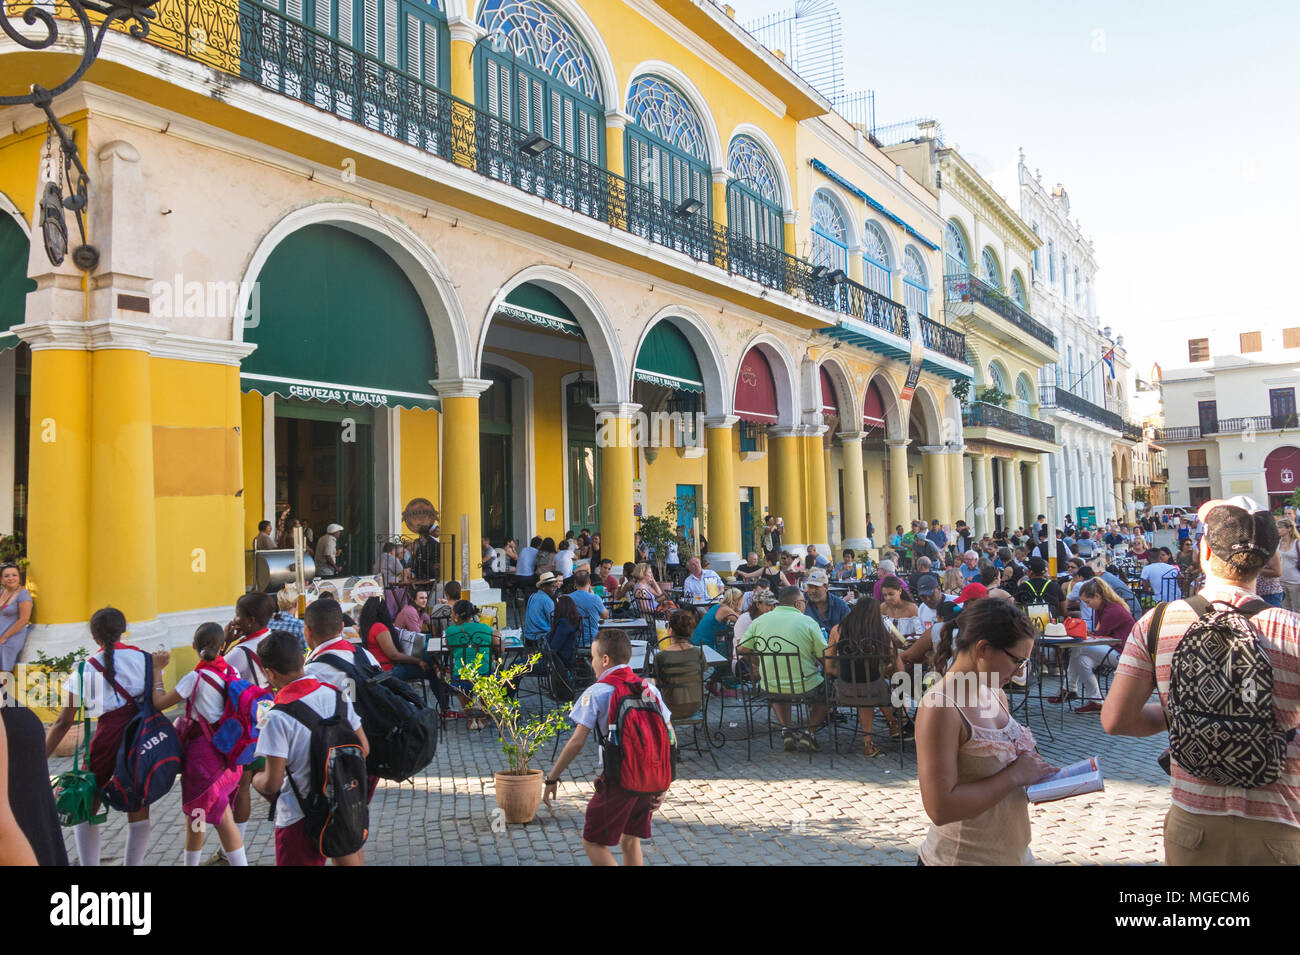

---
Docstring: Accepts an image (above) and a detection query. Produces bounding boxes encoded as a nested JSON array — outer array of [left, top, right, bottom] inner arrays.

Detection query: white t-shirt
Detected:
[[254, 678, 363, 827], [226, 630, 269, 687], [1281, 540, 1300, 587], [554, 549, 575, 579], [568, 665, 673, 771], [63, 646, 150, 718], [666, 542, 680, 565], [303, 637, 382, 687], [175, 665, 231, 725], [917, 603, 939, 630]]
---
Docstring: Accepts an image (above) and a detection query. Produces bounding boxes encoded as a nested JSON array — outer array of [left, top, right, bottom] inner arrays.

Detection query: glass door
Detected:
[[567, 381, 599, 534], [1271, 388, 1297, 429]]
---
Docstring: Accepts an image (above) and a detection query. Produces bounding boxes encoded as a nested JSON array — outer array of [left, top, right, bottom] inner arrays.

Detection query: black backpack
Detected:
[[276, 691, 369, 858], [321, 646, 439, 781], [1149, 596, 1297, 789]]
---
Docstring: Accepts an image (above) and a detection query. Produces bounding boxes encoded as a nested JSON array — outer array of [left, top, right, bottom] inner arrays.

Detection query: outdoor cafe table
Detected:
[[1020, 635, 1124, 739]]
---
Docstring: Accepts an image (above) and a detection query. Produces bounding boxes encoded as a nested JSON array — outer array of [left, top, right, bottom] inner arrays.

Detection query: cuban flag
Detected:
[[1102, 347, 1116, 379]]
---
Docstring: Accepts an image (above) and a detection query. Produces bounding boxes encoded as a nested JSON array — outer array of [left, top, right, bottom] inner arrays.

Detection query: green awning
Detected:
[[241, 224, 440, 410], [497, 284, 583, 337], [0, 216, 36, 352], [633, 322, 704, 393]]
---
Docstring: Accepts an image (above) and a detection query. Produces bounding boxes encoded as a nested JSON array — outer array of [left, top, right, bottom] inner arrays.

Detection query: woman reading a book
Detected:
[[915, 598, 1057, 865]]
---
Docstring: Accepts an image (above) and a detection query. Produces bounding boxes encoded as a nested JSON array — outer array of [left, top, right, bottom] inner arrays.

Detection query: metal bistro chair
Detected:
[[735, 636, 828, 762], [653, 650, 719, 771], [709, 619, 749, 733], [824, 648, 910, 767]]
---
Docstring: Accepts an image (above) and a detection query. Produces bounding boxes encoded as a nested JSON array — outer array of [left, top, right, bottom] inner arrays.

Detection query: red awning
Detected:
[[820, 366, 839, 416], [736, 348, 779, 423], [1265, 446, 1300, 494], [863, 381, 886, 430]]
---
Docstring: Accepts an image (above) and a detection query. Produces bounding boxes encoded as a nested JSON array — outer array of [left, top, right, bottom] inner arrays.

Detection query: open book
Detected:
[[1027, 757, 1104, 804]]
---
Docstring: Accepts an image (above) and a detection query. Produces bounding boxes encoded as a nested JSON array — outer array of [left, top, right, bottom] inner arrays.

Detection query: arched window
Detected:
[[626, 75, 710, 213], [476, 0, 603, 163], [726, 136, 784, 249], [1015, 375, 1034, 417], [981, 247, 1001, 288], [810, 192, 848, 274], [861, 221, 892, 298], [903, 246, 929, 317], [1010, 271, 1027, 309], [987, 362, 1008, 397], [944, 220, 969, 276]]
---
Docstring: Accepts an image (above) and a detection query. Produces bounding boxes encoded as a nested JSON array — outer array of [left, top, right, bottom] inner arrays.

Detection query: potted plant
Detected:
[[26, 647, 89, 754], [458, 654, 571, 824], [977, 386, 1011, 408], [637, 512, 675, 582]]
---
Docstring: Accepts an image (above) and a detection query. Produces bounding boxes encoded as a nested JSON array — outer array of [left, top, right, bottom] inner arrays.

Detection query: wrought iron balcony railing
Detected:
[[63, 0, 966, 362], [1155, 412, 1296, 444], [962, 401, 1057, 444], [919, 314, 965, 363], [944, 273, 1056, 349], [1038, 385, 1124, 432], [1123, 420, 1144, 442]]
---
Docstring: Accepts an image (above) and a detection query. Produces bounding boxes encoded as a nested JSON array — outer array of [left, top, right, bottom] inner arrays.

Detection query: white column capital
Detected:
[[590, 401, 643, 419], [431, 377, 493, 399], [604, 109, 632, 130], [14, 318, 167, 352], [885, 438, 911, 450], [703, 414, 740, 429], [446, 16, 486, 45], [767, 425, 801, 439], [711, 167, 731, 185], [838, 430, 868, 443]]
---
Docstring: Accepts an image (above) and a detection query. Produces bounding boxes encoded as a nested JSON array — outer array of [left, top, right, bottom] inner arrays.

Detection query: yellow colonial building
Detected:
[[0, 0, 971, 655], [887, 132, 1058, 536]]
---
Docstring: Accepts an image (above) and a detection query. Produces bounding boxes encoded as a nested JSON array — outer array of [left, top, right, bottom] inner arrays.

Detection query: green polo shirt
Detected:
[[739, 605, 827, 695]]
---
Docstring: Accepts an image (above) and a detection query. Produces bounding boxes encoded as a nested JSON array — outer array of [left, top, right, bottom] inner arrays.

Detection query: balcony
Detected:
[[1188, 465, 1210, 480], [1155, 412, 1297, 443], [945, 273, 1056, 349], [89, 0, 965, 367], [1038, 385, 1124, 432], [962, 401, 1057, 444], [1123, 421, 1145, 442]]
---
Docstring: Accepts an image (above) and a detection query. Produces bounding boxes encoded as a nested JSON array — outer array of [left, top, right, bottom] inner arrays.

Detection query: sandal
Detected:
[[861, 740, 883, 758]]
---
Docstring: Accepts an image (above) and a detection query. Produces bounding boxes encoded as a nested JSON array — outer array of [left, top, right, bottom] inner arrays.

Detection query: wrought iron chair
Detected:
[[823, 647, 908, 766], [652, 648, 719, 771], [734, 635, 828, 761]]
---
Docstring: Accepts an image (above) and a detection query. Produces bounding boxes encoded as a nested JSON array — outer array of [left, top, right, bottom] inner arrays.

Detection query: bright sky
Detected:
[[732, 0, 1300, 377]]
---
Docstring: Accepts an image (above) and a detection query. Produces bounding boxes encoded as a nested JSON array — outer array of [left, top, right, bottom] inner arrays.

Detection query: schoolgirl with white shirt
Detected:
[[151, 622, 248, 866], [221, 591, 276, 855], [45, 606, 165, 867]]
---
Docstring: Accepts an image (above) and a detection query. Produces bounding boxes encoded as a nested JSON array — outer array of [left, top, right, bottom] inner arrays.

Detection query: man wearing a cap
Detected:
[[314, 522, 343, 577], [802, 568, 849, 634], [1103, 496, 1300, 865], [1015, 557, 1066, 618], [909, 556, 940, 599], [524, 572, 561, 647]]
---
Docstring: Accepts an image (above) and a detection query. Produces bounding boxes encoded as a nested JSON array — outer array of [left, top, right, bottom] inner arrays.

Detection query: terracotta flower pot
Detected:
[[493, 769, 544, 824]]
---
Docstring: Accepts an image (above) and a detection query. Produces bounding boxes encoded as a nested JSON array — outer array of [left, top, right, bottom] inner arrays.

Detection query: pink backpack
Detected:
[[193, 660, 273, 767]]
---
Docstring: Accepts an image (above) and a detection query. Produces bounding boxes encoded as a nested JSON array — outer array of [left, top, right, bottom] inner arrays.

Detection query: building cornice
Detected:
[[939, 149, 1040, 251]]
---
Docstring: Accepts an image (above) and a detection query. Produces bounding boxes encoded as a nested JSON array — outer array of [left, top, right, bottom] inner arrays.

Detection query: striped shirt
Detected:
[[1117, 584, 1300, 828]]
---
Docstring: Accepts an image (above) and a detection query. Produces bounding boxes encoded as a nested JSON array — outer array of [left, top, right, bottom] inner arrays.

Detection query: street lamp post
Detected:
[[2, 0, 162, 270]]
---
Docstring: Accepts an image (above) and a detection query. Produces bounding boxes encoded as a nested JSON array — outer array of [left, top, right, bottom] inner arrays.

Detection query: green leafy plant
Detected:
[[32, 646, 89, 674], [637, 511, 676, 580], [1132, 486, 1149, 504], [457, 654, 571, 774], [977, 386, 1011, 408], [0, 533, 24, 564], [952, 377, 972, 403]]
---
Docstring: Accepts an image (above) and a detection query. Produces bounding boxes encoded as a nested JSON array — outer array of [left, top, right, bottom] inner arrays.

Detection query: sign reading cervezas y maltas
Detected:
[[288, 384, 390, 406]]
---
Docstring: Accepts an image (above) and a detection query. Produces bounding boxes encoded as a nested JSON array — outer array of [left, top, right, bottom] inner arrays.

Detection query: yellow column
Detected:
[[89, 347, 159, 622], [25, 348, 92, 624], [606, 112, 628, 230], [704, 415, 740, 567], [593, 403, 639, 569], [971, 453, 988, 537], [839, 432, 868, 548], [712, 173, 728, 230], [767, 428, 804, 549], [804, 428, 829, 553], [783, 217, 797, 255], [433, 379, 490, 585], [923, 448, 950, 527], [848, 247, 864, 285], [948, 451, 967, 530], [886, 438, 911, 533], [447, 24, 479, 169]]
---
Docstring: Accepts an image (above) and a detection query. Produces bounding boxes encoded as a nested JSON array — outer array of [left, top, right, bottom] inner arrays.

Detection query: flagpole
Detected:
[[1066, 347, 1115, 394]]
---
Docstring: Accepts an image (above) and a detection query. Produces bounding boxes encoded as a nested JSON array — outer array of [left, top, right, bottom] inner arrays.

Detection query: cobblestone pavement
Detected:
[[52, 679, 1171, 866]]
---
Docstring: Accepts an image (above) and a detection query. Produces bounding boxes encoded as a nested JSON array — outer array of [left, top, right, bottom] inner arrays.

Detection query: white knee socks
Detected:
[[73, 822, 102, 867], [185, 849, 202, 867], [125, 819, 151, 867], [225, 847, 248, 866]]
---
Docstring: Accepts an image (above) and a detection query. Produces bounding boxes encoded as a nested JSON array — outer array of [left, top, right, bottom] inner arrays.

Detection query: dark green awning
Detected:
[[634, 322, 704, 393], [241, 224, 440, 410], [498, 284, 583, 337], [0, 216, 35, 352]]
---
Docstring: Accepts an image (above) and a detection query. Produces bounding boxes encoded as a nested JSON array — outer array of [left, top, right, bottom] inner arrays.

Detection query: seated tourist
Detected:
[[692, 587, 741, 650], [656, 610, 709, 722], [834, 549, 859, 581], [682, 557, 725, 601], [825, 596, 904, 755], [738, 586, 828, 752], [630, 562, 672, 616], [803, 568, 850, 635], [759, 554, 786, 589], [1049, 578, 1134, 711], [733, 552, 763, 583], [445, 600, 502, 730], [878, 575, 922, 645]]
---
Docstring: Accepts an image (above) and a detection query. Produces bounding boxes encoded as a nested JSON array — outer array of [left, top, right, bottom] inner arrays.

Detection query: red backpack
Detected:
[[193, 659, 273, 767], [595, 667, 673, 795]]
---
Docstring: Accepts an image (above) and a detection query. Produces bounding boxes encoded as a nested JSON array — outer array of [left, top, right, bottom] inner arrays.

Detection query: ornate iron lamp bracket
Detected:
[[2, 0, 158, 270]]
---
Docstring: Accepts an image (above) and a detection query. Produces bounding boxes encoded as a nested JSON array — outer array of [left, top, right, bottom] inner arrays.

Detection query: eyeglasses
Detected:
[[998, 647, 1030, 671]]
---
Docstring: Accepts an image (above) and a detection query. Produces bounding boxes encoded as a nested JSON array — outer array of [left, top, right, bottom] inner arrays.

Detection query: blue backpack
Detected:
[[93, 652, 182, 813], [193, 660, 273, 767]]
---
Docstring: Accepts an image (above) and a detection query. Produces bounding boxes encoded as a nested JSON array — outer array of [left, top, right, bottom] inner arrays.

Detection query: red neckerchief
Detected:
[[194, 657, 236, 681], [236, 627, 269, 648], [310, 637, 355, 661], [274, 677, 323, 705]]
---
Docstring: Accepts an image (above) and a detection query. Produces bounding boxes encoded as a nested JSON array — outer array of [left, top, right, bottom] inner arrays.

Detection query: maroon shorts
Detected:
[[582, 778, 656, 846], [275, 819, 326, 867]]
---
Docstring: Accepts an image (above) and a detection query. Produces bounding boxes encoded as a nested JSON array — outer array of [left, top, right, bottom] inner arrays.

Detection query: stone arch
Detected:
[[623, 60, 724, 167], [479, 264, 628, 403], [631, 305, 730, 416], [734, 331, 798, 428], [237, 202, 473, 379], [908, 383, 944, 446], [816, 353, 857, 428], [865, 370, 905, 441]]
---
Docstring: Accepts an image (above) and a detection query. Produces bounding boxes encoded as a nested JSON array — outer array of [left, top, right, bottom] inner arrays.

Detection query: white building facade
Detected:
[[1011, 153, 1124, 529]]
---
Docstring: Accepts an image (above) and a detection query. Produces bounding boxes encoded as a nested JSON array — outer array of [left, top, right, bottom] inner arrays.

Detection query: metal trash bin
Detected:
[[253, 549, 316, 593]]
